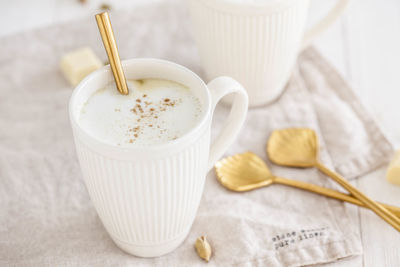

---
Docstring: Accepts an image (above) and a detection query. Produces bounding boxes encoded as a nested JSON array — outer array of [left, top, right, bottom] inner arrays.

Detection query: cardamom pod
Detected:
[[194, 236, 212, 262]]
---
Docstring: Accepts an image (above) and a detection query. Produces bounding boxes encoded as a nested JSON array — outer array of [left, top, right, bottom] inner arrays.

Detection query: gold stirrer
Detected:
[[95, 12, 129, 95]]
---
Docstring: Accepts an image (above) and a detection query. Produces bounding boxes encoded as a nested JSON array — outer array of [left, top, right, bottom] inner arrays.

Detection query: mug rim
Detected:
[[69, 58, 212, 153], [191, 0, 298, 13]]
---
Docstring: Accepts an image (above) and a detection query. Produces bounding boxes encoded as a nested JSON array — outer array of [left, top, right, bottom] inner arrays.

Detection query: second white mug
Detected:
[[188, 0, 349, 107]]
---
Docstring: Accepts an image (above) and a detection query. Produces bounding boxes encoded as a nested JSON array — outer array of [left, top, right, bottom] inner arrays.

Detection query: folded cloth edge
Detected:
[[300, 48, 393, 179]]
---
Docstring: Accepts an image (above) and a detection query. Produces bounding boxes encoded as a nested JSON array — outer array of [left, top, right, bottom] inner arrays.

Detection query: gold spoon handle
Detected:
[[95, 12, 129, 95], [274, 176, 400, 218], [316, 161, 400, 232]]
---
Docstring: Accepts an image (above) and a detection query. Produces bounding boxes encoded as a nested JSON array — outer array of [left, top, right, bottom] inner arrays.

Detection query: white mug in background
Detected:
[[188, 0, 349, 107], [69, 58, 248, 257]]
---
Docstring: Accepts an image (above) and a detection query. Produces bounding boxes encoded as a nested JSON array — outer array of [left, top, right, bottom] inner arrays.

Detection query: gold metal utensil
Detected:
[[215, 152, 400, 217], [95, 12, 129, 95], [267, 128, 400, 232]]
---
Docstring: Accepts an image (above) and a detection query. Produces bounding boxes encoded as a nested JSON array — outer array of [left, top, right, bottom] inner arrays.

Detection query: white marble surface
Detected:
[[2, 0, 400, 266]]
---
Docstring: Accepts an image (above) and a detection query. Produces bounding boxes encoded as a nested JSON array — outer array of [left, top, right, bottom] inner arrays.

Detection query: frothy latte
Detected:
[[79, 79, 202, 146]]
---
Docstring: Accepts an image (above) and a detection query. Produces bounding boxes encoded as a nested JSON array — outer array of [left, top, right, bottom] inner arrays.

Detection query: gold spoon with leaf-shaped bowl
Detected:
[[267, 128, 400, 232], [215, 152, 400, 217]]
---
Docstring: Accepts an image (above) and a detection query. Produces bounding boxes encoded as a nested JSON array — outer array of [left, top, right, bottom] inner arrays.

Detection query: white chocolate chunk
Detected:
[[60, 47, 103, 86], [386, 150, 400, 186]]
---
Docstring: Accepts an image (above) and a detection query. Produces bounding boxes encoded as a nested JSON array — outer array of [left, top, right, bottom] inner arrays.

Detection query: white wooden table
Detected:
[[2, 0, 400, 266]]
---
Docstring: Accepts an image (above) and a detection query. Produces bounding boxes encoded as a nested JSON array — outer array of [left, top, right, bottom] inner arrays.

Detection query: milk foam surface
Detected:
[[79, 79, 202, 146]]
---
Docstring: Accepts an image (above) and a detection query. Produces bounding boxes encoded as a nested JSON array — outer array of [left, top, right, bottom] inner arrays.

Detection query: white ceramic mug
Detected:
[[188, 0, 349, 107], [69, 58, 248, 257]]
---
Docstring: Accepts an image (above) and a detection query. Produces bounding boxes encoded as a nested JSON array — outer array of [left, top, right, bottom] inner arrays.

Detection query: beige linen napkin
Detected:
[[0, 3, 393, 267]]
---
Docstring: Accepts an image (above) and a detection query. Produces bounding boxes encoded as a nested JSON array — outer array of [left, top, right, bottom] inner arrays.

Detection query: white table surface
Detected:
[[2, 0, 400, 266]]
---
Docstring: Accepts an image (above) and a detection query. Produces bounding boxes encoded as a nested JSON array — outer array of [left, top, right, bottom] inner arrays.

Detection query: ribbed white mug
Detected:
[[69, 58, 248, 257], [188, 0, 349, 107]]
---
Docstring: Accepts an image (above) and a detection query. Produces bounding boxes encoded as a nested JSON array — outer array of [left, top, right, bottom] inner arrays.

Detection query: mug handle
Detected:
[[207, 76, 248, 170], [301, 0, 350, 50]]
